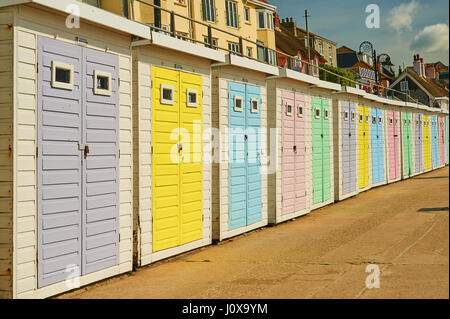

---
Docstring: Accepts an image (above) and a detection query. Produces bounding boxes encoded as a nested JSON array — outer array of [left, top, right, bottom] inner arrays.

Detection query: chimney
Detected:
[[398, 65, 402, 74], [420, 58, 425, 76], [280, 17, 297, 37], [413, 53, 424, 76]]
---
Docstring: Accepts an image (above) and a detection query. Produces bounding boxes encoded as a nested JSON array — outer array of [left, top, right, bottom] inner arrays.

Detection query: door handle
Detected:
[[244, 134, 248, 140], [293, 145, 297, 153], [84, 145, 90, 160], [178, 143, 183, 152]]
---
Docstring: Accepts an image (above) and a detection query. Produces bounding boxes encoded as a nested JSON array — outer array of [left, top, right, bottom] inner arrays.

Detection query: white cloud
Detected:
[[410, 24, 449, 54], [387, 1, 420, 32]]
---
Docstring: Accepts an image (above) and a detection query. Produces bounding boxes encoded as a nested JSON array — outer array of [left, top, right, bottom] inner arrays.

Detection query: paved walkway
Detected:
[[60, 167, 449, 299]]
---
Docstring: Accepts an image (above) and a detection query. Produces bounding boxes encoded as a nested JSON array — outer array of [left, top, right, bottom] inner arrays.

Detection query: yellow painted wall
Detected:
[[85, 0, 277, 59]]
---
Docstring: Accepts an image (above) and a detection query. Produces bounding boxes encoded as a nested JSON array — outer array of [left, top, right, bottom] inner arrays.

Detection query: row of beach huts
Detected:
[[0, 1, 448, 298]]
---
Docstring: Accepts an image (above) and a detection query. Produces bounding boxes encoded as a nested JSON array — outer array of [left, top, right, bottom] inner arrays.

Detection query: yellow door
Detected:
[[358, 106, 369, 189], [152, 66, 203, 252], [423, 116, 431, 170], [179, 72, 203, 246]]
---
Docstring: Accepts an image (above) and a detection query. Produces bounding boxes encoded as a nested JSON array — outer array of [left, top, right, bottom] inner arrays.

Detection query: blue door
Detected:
[[228, 82, 262, 230], [431, 116, 439, 168], [371, 108, 385, 184]]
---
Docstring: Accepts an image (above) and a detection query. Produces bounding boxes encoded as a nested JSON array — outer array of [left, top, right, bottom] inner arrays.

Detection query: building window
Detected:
[[228, 42, 241, 55], [226, 0, 238, 28], [291, 53, 302, 72], [312, 57, 319, 76], [244, 7, 250, 22], [204, 36, 218, 49], [268, 49, 277, 66], [257, 10, 274, 30], [202, 0, 216, 22], [318, 41, 323, 55], [247, 47, 253, 58]]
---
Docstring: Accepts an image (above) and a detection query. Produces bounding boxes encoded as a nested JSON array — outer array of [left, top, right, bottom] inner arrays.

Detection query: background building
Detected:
[[391, 54, 449, 111], [280, 17, 337, 67], [79, 0, 278, 64]]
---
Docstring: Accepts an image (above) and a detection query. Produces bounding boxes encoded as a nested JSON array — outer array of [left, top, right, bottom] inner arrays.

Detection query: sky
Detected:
[[271, 0, 449, 68]]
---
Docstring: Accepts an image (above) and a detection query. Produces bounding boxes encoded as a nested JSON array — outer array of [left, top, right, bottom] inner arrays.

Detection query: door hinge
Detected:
[[151, 80, 153, 88], [36, 147, 38, 158], [119, 150, 121, 158], [119, 234, 121, 242], [36, 63, 39, 74], [36, 251, 38, 264], [151, 145, 153, 154]]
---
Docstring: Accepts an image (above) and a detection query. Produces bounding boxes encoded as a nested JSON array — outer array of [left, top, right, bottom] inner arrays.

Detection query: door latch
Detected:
[[178, 143, 183, 152]]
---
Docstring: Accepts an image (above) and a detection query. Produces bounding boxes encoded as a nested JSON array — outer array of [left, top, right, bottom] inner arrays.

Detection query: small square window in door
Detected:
[[234, 96, 243, 112], [52, 61, 74, 90], [94, 70, 112, 96], [161, 84, 175, 105], [251, 98, 259, 113], [285, 103, 292, 116], [315, 108, 321, 119], [297, 105, 303, 118], [187, 89, 199, 107]]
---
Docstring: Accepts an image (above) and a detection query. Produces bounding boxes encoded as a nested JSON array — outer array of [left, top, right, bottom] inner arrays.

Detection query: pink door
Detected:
[[388, 111, 400, 180], [282, 91, 296, 215], [439, 117, 446, 165], [282, 91, 306, 215], [294, 93, 306, 211]]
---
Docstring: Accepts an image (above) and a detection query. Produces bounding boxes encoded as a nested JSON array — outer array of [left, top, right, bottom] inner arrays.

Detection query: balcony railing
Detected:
[[114, 0, 432, 108]]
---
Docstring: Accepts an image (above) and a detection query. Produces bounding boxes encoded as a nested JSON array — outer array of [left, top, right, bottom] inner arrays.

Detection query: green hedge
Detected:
[[319, 64, 356, 88]]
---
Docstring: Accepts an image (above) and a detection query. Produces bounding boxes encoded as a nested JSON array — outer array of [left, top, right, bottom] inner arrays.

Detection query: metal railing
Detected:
[[126, 0, 430, 108]]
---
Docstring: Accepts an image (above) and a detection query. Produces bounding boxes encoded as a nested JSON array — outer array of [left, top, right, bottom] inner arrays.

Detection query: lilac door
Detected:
[[282, 91, 306, 215], [82, 47, 120, 275], [439, 117, 446, 166], [37, 37, 119, 288], [37, 38, 83, 288]]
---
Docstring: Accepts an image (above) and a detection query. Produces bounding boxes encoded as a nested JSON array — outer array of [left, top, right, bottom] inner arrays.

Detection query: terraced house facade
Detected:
[[80, 0, 278, 64]]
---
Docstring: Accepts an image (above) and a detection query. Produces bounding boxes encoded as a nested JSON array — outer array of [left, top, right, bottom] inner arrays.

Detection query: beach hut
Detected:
[[332, 87, 361, 201], [211, 56, 278, 241], [266, 70, 314, 224], [0, 0, 148, 298], [131, 34, 225, 266]]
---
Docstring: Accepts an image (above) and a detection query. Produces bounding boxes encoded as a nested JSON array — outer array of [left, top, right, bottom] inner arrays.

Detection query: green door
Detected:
[[402, 112, 413, 176], [312, 97, 331, 205]]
